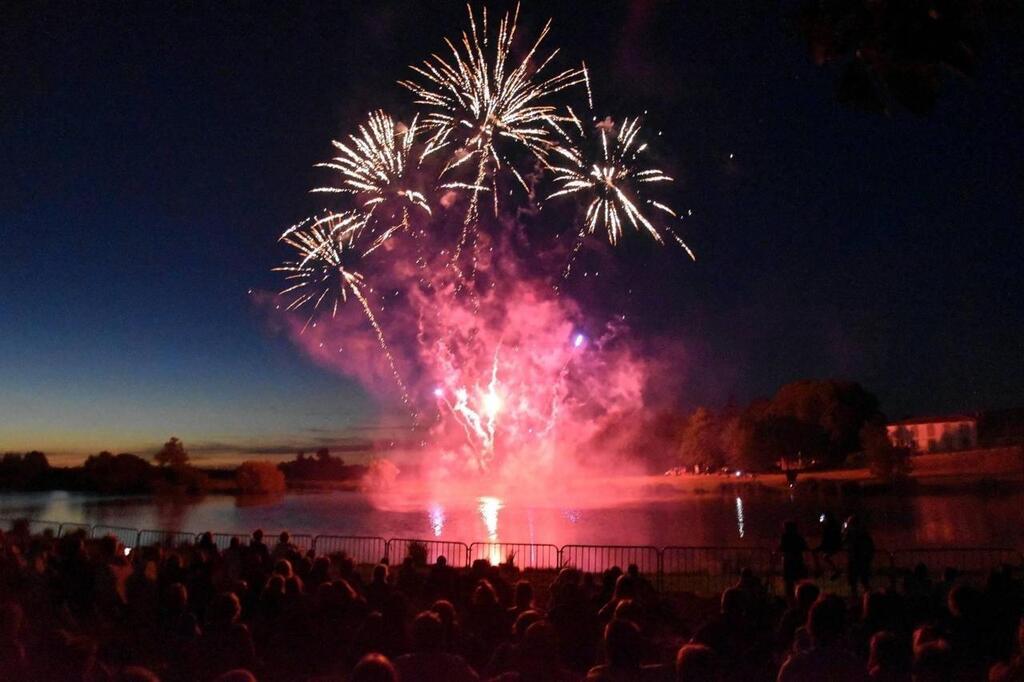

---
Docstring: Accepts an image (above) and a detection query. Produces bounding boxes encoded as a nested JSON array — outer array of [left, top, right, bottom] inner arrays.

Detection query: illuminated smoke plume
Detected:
[[271, 3, 694, 481]]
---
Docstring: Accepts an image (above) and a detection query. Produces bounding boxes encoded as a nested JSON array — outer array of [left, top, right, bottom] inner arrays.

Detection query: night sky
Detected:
[[3, 1, 1022, 464]]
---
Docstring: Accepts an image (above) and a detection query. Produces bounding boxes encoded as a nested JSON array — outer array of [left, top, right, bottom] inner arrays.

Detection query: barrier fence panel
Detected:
[[201, 532, 252, 551], [58, 522, 92, 537], [5, 516, 1024, 595], [891, 548, 1024, 577], [0, 516, 65, 536], [469, 542, 561, 570], [662, 546, 774, 594], [138, 529, 196, 548], [315, 535, 388, 565], [279, 533, 314, 553], [388, 538, 470, 567], [92, 525, 139, 548], [1, 518, 63, 537], [559, 545, 661, 576]]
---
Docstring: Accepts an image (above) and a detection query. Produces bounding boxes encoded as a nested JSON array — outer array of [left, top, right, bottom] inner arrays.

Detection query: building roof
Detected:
[[888, 414, 978, 426]]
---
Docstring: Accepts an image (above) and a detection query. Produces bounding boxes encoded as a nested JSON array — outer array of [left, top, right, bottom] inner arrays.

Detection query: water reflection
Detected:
[[428, 503, 446, 537], [478, 496, 503, 564], [735, 497, 745, 538], [2, 488, 1023, 549]]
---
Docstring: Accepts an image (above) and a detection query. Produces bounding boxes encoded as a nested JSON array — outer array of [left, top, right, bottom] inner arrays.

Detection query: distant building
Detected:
[[887, 415, 978, 453]]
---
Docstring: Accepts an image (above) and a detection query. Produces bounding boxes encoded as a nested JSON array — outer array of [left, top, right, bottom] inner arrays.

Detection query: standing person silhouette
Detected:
[[779, 521, 809, 601], [817, 512, 843, 580], [844, 515, 875, 596]]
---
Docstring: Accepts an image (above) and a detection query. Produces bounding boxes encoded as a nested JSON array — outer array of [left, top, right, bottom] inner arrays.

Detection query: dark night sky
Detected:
[[2, 1, 1022, 463]]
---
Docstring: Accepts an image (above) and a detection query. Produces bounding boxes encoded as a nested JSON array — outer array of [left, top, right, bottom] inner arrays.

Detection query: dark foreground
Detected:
[[0, 523, 1022, 682]]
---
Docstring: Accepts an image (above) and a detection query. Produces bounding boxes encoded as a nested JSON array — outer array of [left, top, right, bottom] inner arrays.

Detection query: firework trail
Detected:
[[274, 220, 416, 412], [547, 116, 695, 278], [399, 3, 587, 276]]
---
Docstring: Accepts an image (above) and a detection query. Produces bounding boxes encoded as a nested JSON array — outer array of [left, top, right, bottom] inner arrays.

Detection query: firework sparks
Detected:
[[274, 220, 415, 411], [272, 4, 697, 474], [313, 110, 431, 256], [435, 348, 503, 471], [547, 116, 695, 273], [399, 3, 587, 269]]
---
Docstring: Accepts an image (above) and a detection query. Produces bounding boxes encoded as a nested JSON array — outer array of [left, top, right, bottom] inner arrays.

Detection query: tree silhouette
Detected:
[[154, 437, 189, 468]]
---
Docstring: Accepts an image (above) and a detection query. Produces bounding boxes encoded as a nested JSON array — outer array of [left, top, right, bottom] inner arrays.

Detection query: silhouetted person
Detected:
[[515, 620, 574, 682], [817, 511, 843, 579], [777, 595, 867, 682], [485, 609, 543, 678], [508, 579, 536, 619], [676, 643, 719, 682], [912, 640, 953, 682], [598, 573, 638, 621], [692, 587, 756, 664], [465, 579, 508, 667], [427, 556, 457, 601], [869, 630, 911, 682], [777, 581, 820, 653], [844, 515, 875, 596], [249, 529, 270, 567], [587, 617, 644, 681], [780, 521, 809, 600], [394, 611, 478, 682], [362, 561, 389, 610], [352, 652, 398, 682], [199, 592, 257, 679], [272, 531, 297, 560]]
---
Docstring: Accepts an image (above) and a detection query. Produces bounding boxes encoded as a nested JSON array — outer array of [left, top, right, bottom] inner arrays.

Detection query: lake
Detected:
[[2, 478, 1022, 552]]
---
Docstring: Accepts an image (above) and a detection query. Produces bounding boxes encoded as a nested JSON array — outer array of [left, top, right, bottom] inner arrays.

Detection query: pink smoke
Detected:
[[266, 167, 679, 488]]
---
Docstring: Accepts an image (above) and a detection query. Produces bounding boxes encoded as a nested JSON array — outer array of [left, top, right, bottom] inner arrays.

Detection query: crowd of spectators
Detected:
[[0, 519, 1022, 681]]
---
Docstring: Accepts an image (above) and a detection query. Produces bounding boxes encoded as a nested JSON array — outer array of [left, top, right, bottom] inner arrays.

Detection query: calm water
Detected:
[[2, 483, 1022, 550]]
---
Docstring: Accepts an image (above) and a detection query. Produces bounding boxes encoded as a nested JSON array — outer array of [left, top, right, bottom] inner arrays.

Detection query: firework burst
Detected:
[[547, 116, 695, 276], [274, 220, 415, 410], [313, 110, 431, 256], [272, 4, 697, 471], [399, 3, 587, 267]]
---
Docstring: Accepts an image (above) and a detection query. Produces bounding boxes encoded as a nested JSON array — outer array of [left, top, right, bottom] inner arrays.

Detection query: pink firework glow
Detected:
[[270, 4, 694, 483]]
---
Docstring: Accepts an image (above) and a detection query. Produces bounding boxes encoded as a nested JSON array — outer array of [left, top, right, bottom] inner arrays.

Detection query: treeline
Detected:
[[0, 439, 374, 496], [625, 379, 911, 479], [0, 440, 209, 494], [277, 448, 367, 482]]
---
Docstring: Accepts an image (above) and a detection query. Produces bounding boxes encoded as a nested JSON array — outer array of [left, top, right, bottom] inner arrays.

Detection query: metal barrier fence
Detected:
[[890, 548, 1024, 576], [19, 519, 63, 537], [315, 535, 388, 565], [4, 518, 1022, 595], [202, 532, 251, 551], [560, 545, 661, 575], [138, 529, 196, 548], [58, 522, 91, 537], [387, 538, 470, 567], [469, 542, 561, 570], [663, 546, 775, 594], [93, 525, 139, 548]]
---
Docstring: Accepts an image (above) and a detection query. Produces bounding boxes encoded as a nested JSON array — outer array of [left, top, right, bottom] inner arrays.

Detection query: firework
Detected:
[[435, 348, 503, 471], [272, 4, 697, 473], [274, 220, 415, 410], [313, 110, 431, 255], [547, 116, 695, 273], [399, 3, 587, 266]]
